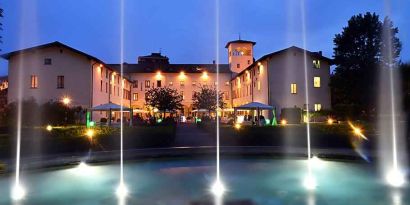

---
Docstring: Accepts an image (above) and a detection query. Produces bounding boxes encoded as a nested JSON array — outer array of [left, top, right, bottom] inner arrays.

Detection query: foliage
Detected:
[[145, 87, 183, 116], [401, 63, 410, 112], [331, 12, 401, 120], [192, 86, 225, 114], [0, 99, 84, 127], [0, 7, 3, 48]]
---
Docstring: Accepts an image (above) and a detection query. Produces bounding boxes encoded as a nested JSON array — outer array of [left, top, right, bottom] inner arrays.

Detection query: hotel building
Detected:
[[2, 39, 332, 121]]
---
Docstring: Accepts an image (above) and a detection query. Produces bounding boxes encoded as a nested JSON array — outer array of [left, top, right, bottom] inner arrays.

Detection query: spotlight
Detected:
[[309, 156, 324, 169], [46, 125, 53, 131], [62, 97, 71, 105], [211, 179, 226, 197], [281, 119, 287, 125], [234, 123, 241, 130], [11, 184, 26, 201], [303, 175, 317, 190], [116, 182, 128, 198], [386, 169, 406, 188]]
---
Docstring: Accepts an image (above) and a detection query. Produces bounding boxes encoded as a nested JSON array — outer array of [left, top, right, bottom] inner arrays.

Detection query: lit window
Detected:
[[314, 103, 322, 111], [291, 83, 297, 94], [313, 60, 320, 69], [145, 80, 150, 88], [30, 75, 38, 88], [133, 93, 138, 101], [57, 76, 64, 89], [44, 58, 52, 65], [169, 81, 173, 86], [192, 81, 196, 86], [314, 77, 321, 88], [180, 81, 185, 87]]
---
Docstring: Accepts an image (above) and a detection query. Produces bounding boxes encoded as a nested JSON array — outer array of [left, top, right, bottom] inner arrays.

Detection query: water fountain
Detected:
[[378, 0, 407, 188], [299, 0, 316, 191], [115, 0, 128, 203], [211, 0, 226, 203]]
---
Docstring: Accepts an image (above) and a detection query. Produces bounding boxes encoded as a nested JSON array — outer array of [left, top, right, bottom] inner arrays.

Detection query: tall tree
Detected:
[[330, 12, 401, 119], [192, 86, 225, 115], [145, 87, 183, 117], [0, 8, 3, 50], [401, 63, 410, 112]]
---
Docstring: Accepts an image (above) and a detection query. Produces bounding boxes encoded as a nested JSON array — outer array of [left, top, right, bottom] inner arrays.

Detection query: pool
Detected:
[[0, 157, 408, 205]]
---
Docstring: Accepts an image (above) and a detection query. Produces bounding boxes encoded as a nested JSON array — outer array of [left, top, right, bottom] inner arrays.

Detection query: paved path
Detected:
[[174, 123, 215, 147]]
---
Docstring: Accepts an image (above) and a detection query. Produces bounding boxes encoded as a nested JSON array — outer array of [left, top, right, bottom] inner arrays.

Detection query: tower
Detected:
[[225, 39, 256, 73]]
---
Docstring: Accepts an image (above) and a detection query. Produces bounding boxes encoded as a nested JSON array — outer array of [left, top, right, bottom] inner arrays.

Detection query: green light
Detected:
[[86, 111, 91, 128], [265, 119, 270, 125], [157, 119, 163, 123], [197, 118, 202, 123], [89, 121, 95, 127]]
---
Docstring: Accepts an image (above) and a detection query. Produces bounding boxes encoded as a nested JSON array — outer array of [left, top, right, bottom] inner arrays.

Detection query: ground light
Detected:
[[327, 118, 334, 125], [116, 182, 128, 198], [234, 123, 241, 130], [281, 119, 287, 125], [11, 184, 26, 201], [46, 125, 53, 131], [386, 168, 406, 188], [348, 121, 367, 140], [211, 179, 226, 197], [85, 129, 94, 139], [303, 174, 317, 190]]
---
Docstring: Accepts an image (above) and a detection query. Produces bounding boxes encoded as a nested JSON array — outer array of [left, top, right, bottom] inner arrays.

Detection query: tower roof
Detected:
[[225, 40, 256, 48]]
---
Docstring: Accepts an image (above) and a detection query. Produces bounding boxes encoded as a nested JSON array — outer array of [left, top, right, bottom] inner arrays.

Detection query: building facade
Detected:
[[2, 39, 332, 122]]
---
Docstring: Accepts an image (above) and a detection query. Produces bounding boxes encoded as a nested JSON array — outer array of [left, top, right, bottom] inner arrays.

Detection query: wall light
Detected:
[[179, 71, 186, 80], [201, 71, 209, 80]]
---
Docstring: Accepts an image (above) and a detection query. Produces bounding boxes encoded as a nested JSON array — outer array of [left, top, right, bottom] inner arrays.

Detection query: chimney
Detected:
[[318, 51, 322, 56], [213, 60, 216, 64]]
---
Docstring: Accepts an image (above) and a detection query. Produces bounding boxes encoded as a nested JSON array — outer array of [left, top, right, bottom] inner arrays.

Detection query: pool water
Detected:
[[0, 158, 408, 205]]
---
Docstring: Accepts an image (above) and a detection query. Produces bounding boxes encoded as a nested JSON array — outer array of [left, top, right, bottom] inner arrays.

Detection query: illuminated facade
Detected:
[[3, 39, 332, 121]]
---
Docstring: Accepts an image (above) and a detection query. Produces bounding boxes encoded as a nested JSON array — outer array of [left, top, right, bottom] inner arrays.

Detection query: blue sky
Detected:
[[0, 0, 409, 76]]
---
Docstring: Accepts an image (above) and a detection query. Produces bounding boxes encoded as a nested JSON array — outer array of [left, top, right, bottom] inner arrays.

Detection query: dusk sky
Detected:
[[0, 0, 409, 76]]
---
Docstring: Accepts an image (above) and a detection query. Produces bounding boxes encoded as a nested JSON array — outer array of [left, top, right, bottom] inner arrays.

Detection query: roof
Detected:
[[1, 41, 105, 64], [107, 63, 231, 74], [233, 46, 334, 78], [225, 39, 256, 48], [234, 102, 273, 110]]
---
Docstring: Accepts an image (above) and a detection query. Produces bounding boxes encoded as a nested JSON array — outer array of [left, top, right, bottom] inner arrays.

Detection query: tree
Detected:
[[145, 87, 183, 117], [192, 86, 225, 115], [401, 63, 410, 112], [0, 8, 3, 50], [330, 12, 401, 119]]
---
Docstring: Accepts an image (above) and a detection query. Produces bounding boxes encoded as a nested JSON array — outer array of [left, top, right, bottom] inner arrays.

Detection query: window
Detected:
[[237, 64, 240, 69], [100, 67, 104, 78], [157, 80, 162, 87], [44, 58, 52, 65], [133, 93, 138, 101], [30, 75, 38, 88], [313, 60, 320, 69], [225, 81, 229, 86], [181, 91, 184, 100], [192, 81, 196, 86], [117, 87, 119, 96], [314, 103, 322, 111], [57, 76, 64, 89], [133, 80, 138, 88], [180, 81, 185, 87], [224, 91, 229, 100], [257, 81, 261, 91], [106, 82, 108, 93], [291, 83, 297, 94], [100, 80, 103, 92], [106, 69, 109, 79], [248, 60, 251, 65], [145, 80, 150, 88], [169, 81, 173, 86], [314, 77, 321, 88], [114, 86, 116, 95]]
